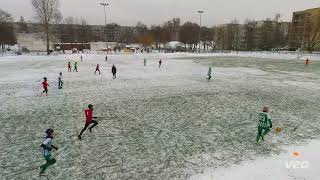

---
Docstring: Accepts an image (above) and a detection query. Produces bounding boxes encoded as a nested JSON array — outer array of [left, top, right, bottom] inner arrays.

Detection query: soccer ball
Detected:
[[275, 127, 282, 133]]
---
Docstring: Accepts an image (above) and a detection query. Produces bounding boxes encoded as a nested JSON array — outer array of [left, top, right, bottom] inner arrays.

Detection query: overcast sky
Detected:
[[1, 0, 320, 26]]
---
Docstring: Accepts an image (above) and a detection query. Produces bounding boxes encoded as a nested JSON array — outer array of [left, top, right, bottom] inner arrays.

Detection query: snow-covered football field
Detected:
[[0, 53, 320, 180]]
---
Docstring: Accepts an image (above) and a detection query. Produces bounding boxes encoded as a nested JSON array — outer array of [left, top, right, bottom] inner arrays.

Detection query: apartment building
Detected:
[[289, 7, 320, 50]]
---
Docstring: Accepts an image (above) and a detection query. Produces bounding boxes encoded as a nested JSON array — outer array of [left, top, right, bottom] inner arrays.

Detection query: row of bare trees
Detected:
[[133, 16, 292, 52], [28, 0, 319, 53], [136, 19, 200, 50], [2, 0, 320, 54], [55, 17, 92, 52], [134, 14, 320, 52]]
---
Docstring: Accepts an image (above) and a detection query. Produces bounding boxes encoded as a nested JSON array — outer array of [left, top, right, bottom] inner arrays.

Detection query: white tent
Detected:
[[165, 41, 185, 49]]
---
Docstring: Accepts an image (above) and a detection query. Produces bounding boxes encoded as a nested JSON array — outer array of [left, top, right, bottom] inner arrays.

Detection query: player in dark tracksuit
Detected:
[[112, 65, 117, 79], [58, 72, 63, 89], [95, 64, 101, 75], [206, 67, 212, 81]]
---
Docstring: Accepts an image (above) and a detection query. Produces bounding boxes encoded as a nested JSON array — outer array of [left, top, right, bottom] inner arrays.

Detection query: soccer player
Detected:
[[68, 62, 72, 72], [305, 58, 310, 66], [78, 104, 98, 140], [112, 65, 117, 79], [40, 129, 58, 174], [73, 62, 78, 72], [206, 67, 212, 81], [256, 106, 273, 144], [58, 72, 63, 89], [42, 77, 49, 95], [95, 64, 101, 75]]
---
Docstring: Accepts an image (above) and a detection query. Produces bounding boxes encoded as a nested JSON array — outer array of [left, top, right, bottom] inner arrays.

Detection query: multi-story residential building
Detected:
[[289, 7, 320, 51], [218, 20, 289, 51], [243, 21, 258, 50], [245, 20, 290, 51]]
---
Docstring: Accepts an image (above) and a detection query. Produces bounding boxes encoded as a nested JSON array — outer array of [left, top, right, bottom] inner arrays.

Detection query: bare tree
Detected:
[[301, 14, 320, 51], [161, 18, 181, 42], [180, 22, 199, 51], [205, 27, 219, 52], [137, 33, 154, 48], [31, 0, 61, 55], [0, 9, 13, 23], [217, 26, 226, 50], [257, 19, 275, 51], [273, 14, 287, 51], [200, 27, 213, 51], [18, 16, 29, 33], [275, 13, 281, 22], [118, 27, 135, 45], [171, 18, 180, 41], [162, 20, 173, 43], [64, 17, 79, 43], [135, 22, 148, 34], [150, 25, 162, 49], [0, 9, 16, 51], [230, 19, 241, 51], [243, 19, 257, 51], [79, 19, 92, 45]]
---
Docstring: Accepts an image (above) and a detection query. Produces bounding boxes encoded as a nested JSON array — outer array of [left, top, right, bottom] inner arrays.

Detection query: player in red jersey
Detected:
[[78, 104, 98, 140]]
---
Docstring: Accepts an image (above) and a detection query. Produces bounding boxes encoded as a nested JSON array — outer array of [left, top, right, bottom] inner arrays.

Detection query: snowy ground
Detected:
[[0, 53, 320, 180], [190, 140, 320, 180]]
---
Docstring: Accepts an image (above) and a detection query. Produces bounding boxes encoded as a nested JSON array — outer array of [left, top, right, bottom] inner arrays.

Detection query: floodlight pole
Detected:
[[100, 2, 110, 53], [197, 10, 204, 53]]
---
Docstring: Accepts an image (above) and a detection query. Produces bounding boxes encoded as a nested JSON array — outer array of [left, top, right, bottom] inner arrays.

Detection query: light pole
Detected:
[[100, 2, 109, 52], [197, 10, 204, 53]]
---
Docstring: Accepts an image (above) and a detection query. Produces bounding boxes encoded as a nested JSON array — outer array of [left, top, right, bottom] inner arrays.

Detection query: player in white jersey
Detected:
[[40, 129, 58, 174]]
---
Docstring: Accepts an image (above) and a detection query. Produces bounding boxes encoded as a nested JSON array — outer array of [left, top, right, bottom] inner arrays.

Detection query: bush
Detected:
[[22, 47, 29, 53]]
